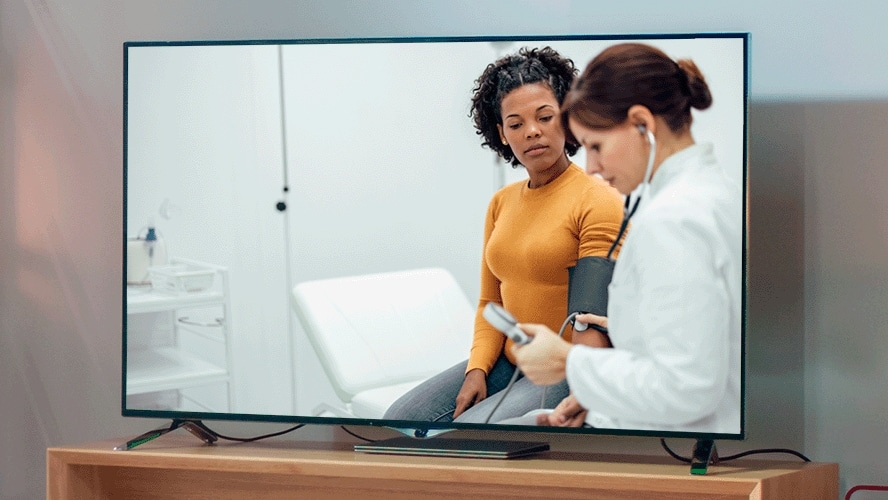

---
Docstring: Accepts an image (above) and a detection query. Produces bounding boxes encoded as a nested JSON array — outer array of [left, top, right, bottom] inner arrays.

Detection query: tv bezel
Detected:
[[122, 32, 749, 443]]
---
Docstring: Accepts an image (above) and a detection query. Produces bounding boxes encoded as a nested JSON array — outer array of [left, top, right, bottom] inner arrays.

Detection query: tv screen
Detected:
[[123, 33, 748, 445]]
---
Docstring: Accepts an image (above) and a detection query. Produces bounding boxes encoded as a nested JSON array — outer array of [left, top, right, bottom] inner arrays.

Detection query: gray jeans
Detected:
[[382, 353, 569, 424]]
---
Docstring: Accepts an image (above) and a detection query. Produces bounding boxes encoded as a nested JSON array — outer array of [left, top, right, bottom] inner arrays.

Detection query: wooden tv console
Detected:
[[47, 434, 838, 499]]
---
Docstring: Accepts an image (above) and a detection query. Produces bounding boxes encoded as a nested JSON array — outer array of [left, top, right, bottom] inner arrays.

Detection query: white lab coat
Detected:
[[566, 143, 743, 434]]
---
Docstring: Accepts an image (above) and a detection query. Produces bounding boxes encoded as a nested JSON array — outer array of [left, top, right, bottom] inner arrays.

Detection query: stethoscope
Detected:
[[605, 124, 657, 260]]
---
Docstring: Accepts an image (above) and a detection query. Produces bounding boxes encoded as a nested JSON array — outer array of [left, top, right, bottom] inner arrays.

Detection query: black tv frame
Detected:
[[122, 32, 749, 459]]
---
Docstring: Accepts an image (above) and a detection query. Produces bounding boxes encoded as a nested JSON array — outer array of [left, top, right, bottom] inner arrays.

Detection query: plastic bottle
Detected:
[[126, 217, 168, 285], [144, 217, 168, 268]]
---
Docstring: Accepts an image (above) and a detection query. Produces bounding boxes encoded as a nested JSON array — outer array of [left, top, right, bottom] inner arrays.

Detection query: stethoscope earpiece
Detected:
[[637, 124, 655, 146]]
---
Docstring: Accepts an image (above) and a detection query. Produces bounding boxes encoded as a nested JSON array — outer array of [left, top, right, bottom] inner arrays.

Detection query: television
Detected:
[[123, 33, 749, 460]]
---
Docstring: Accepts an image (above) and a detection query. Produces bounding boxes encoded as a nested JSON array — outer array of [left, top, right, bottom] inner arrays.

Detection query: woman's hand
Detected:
[[453, 368, 487, 419], [511, 324, 572, 385], [536, 394, 587, 427]]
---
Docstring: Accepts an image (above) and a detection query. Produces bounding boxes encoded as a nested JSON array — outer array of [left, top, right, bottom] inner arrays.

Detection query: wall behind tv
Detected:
[[1, 0, 885, 497]]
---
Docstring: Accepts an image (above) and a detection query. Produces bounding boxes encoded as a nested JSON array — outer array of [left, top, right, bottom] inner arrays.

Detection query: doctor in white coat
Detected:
[[512, 42, 742, 434]]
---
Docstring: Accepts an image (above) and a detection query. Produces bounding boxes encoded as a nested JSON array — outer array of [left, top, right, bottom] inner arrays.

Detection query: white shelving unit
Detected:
[[125, 257, 233, 412]]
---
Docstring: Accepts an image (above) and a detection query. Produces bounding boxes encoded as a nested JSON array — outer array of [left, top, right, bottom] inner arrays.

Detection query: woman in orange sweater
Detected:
[[383, 46, 624, 424]]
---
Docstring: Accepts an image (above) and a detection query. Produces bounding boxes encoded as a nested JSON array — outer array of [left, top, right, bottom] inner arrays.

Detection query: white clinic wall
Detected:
[[125, 44, 294, 415], [2, 0, 887, 497]]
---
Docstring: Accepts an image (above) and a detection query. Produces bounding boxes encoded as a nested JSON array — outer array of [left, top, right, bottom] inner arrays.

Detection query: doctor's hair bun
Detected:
[[561, 42, 714, 133], [676, 59, 713, 111]]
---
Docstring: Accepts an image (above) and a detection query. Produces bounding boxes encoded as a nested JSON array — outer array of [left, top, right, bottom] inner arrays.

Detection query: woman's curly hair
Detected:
[[470, 46, 579, 167]]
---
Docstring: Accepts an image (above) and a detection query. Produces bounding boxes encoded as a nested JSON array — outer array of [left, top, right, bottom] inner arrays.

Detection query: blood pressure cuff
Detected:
[[567, 255, 615, 328]]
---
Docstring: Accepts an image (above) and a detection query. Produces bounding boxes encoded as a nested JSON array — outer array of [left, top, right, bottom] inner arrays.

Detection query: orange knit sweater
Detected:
[[467, 164, 625, 374]]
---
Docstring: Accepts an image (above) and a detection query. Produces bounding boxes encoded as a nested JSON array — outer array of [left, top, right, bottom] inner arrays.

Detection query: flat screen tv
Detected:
[[123, 32, 748, 459]]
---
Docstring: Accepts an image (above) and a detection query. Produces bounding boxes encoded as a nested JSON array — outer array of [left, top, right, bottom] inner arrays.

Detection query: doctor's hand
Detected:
[[511, 324, 572, 386], [572, 313, 611, 348], [536, 394, 587, 427]]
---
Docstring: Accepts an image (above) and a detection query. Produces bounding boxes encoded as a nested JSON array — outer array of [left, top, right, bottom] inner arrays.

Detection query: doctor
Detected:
[[511, 42, 742, 434]]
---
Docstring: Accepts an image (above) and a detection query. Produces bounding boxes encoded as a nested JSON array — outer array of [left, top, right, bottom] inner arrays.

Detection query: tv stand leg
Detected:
[[114, 419, 217, 451], [178, 419, 218, 445], [690, 438, 718, 475]]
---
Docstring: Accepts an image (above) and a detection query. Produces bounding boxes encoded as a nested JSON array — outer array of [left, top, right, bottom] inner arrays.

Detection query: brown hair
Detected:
[[561, 43, 712, 137]]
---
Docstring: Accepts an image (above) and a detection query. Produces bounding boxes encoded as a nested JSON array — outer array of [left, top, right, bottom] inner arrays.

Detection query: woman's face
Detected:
[[497, 83, 567, 177], [568, 116, 649, 195]]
